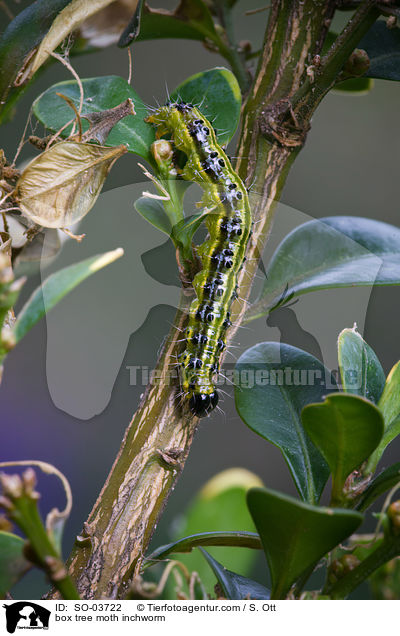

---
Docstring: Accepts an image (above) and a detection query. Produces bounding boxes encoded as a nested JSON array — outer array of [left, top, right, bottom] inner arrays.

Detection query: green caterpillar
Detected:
[[147, 102, 252, 417]]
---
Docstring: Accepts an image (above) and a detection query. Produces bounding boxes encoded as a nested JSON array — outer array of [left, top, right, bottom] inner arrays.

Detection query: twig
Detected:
[[245, 5, 271, 16], [127, 48, 133, 85], [48, 51, 84, 139]]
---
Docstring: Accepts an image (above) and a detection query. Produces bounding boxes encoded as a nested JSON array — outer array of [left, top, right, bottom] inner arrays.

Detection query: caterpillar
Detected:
[[147, 102, 252, 417]]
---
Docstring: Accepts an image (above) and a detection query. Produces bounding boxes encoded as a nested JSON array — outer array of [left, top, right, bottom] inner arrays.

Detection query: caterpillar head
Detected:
[[189, 390, 219, 417]]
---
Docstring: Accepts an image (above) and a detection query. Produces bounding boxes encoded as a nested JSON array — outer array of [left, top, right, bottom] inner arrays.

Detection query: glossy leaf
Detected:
[[247, 487, 363, 599], [159, 469, 262, 594], [327, 24, 400, 83], [134, 197, 172, 236], [146, 531, 262, 564], [199, 549, 270, 600], [235, 342, 337, 503], [171, 211, 206, 258], [334, 77, 374, 94], [171, 68, 241, 145], [302, 393, 384, 504], [0, 531, 31, 597], [33, 76, 154, 160], [119, 0, 218, 46], [14, 248, 123, 343], [378, 361, 400, 432], [321, 32, 372, 94], [337, 327, 385, 404], [0, 0, 73, 121], [357, 463, 400, 512], [247, 217, 400, 322], [367, 361, 400, 473], [359, 22, 400, 82]]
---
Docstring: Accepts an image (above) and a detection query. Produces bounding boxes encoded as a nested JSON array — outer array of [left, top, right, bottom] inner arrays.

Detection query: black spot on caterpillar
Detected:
[[147, 102, 252, 417]]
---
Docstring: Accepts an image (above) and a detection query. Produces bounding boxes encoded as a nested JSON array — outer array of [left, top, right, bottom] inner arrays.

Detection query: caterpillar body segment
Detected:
[[147, 102, 252, 417]]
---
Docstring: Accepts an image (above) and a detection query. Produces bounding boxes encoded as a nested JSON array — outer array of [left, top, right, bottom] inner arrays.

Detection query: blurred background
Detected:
[[1, 0, 399, 598]]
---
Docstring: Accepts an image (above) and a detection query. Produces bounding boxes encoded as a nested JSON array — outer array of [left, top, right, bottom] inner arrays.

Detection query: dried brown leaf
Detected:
[[15, 141, 127, 229]]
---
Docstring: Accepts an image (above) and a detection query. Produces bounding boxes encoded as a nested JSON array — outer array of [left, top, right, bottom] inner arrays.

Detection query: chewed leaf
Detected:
[[33, 76, 154, 160], [15, 141, 126, 229]]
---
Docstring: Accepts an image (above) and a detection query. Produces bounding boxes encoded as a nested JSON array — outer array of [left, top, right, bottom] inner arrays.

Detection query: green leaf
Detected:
[[159, 469, 262, 594], [33, 76, 155, 160], [247, 487, 363, 599], [14, 248, 123, 342], [366, 361, 400, 473], [0, 0, 73, 121], [171, 211, 205, 259], [235, 342, 337, 503], [0, 531, 31, 597], [378, 361, 400, 432], [134, 197, 172, 236], [302, 393, 384, 504], [119, 0, 218, 46], [334, 77, 374, 94], [323, 33, 373, 94], [326, 24, 400, 84], [357, 463, 400, 512], [146, 531, 262, 564], [199, 549, 270, 600], [247, 217, 400, 322], [359, 22, 400, 82], [171, 67, 241, 145], [337, 327, 385, 404]]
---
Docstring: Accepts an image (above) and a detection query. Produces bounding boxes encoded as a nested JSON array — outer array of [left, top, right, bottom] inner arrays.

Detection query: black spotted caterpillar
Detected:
[[147, 102, 252, 417]]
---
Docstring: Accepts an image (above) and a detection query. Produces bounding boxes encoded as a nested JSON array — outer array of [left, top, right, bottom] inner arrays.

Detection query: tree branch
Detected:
[[64, 0, 379, 599]]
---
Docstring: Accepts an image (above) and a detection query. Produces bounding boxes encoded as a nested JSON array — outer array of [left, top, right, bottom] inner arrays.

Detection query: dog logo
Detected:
[[3, 602, 50, 633]]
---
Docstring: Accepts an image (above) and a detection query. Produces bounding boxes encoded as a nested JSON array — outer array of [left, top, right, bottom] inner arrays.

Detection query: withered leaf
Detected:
[[15, 141, 126, 229], [79, 0, 139, 48]]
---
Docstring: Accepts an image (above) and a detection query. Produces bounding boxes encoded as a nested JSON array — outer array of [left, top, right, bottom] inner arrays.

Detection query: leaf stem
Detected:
[[3, 487, 80, 600], [328, 534, 400, 599], [218, 5, 251, 93], [291, 0, 380, 125]]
